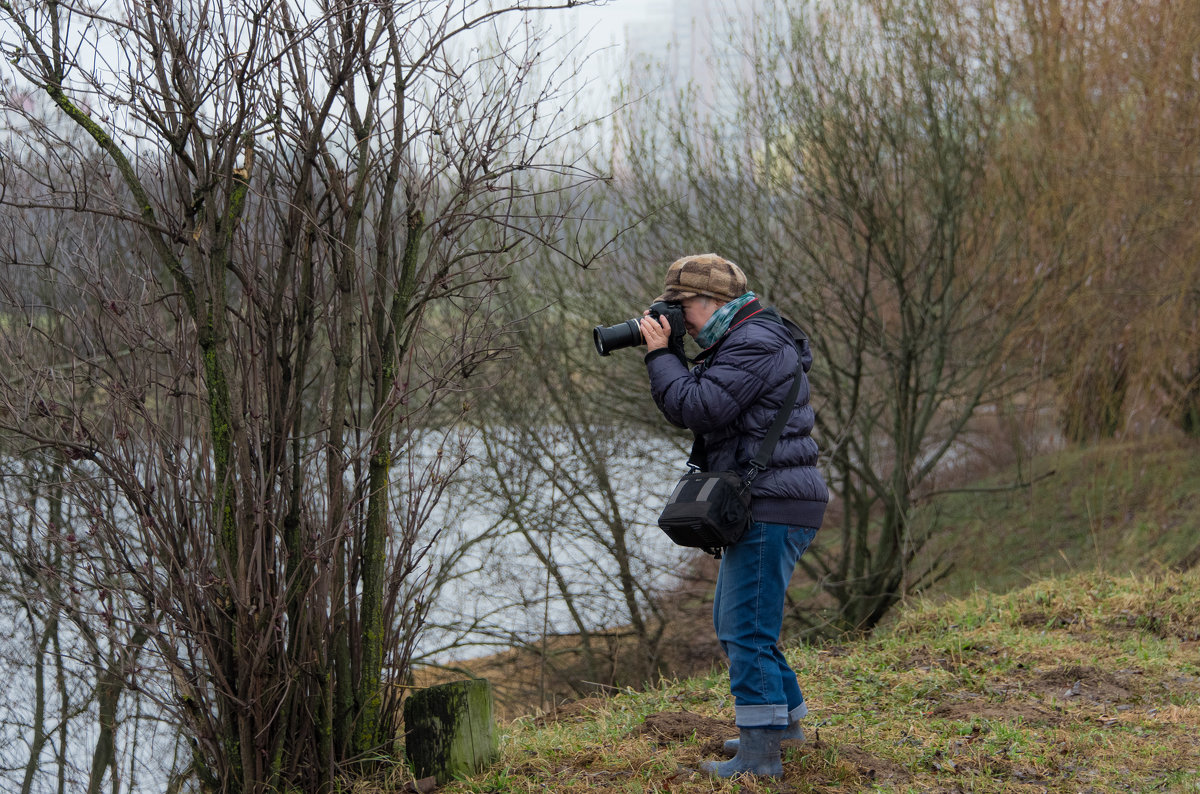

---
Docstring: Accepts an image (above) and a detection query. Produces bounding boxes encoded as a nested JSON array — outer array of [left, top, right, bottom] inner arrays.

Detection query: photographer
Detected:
[[638, 254, 828, 780]]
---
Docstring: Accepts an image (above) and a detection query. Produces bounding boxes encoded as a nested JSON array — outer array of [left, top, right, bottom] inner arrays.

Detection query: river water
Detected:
[[0, 429, 693, 791]]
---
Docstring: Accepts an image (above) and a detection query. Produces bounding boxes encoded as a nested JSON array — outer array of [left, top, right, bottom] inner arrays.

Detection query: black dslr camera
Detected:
[[593, 300, 687, 357]]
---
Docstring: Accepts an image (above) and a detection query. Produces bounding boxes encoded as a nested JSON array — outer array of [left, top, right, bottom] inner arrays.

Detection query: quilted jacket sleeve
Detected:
[[645, 326, 795, 435]]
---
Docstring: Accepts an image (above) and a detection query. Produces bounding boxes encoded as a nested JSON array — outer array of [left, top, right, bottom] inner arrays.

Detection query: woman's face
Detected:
[[680, 296, 722, 339]]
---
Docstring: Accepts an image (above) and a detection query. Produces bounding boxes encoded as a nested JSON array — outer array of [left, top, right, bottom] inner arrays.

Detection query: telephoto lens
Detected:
[[592, 318, 643, 356], [593, 301, 686, 357]]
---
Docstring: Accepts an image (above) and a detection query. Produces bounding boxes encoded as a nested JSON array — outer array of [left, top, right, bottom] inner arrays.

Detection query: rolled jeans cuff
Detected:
[[789, 702, 808, 723], [734, 703, 790, 728]]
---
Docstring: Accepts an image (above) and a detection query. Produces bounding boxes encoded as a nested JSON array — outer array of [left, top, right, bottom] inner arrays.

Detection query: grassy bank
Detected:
[[438, 568, 1200, 792], [909, 437, 1200, 599], [425, 437, 1200, 718], [397, 437, 1200, 790]]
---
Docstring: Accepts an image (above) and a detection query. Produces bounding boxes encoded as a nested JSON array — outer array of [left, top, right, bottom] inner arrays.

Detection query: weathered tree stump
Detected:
[[403, 678, 499, 784]]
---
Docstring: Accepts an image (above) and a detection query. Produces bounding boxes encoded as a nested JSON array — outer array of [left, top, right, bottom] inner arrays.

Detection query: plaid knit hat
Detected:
[[654, 254, 748, 304]]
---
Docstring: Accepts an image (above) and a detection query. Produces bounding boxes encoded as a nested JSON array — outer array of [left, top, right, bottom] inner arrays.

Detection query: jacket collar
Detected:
[[692, 298, 767, 363]]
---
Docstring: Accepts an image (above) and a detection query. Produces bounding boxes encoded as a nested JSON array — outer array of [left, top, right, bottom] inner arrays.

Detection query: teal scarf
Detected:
[[697, 292, 756, 349]]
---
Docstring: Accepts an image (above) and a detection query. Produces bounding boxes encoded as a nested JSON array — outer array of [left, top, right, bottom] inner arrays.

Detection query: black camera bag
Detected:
[[657, 340, 804, 558], [657, 470, 754, 555]]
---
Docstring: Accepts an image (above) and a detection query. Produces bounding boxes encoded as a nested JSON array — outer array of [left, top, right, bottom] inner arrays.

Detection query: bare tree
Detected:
[[611, 0, 1026, 633], [459, 256, 682, 700], [1004, 0, 1200, 441], [0, 1, 605, 791]]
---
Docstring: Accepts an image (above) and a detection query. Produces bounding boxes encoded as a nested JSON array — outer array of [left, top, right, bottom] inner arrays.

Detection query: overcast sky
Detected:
[[560, 0, 649, 50], [526, 0, 677, 123]]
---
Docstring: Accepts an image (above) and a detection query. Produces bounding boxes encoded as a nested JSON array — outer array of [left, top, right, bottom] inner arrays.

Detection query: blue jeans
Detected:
[[713, 521, 817, 727]]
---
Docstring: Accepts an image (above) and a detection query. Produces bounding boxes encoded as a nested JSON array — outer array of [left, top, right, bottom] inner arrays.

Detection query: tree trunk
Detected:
[[354, 206, 424, 756]]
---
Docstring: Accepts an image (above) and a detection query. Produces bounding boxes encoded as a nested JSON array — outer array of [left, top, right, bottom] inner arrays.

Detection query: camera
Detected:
[[593, 300, 687, 356]]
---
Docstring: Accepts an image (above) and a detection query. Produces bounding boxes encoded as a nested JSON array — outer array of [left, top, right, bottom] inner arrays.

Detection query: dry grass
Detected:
[[376, 437, 1200, 792], [413, 568, 1200, 793]]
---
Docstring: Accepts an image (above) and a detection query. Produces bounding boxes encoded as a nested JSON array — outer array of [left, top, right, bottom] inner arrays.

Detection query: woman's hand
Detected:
[[639, 313, 672, 352]]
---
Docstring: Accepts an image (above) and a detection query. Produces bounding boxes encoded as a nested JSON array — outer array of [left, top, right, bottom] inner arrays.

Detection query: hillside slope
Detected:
[[910, 437, 1200, 599], [420, 437, 1200, 727], [438, 569, 1200, 793]]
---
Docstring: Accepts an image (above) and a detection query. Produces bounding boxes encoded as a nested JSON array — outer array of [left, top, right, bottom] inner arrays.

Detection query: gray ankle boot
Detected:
[[722, 719, 803, 757], [700, 727, 784, 778]]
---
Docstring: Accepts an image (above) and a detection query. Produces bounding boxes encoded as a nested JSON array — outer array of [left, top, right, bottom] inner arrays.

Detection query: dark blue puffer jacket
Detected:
[[645, 299, 828, 528]]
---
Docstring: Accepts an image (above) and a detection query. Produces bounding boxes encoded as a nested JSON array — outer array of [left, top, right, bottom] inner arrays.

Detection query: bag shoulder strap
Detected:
[[779, 315, 809, 348], [686, 342, 805, 477], [748, 356, 803, 475]]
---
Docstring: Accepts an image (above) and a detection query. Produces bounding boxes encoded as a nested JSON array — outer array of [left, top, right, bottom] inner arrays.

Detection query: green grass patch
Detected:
[[432, 569, 1200, 793], [911, 438, 1200, 598], [395, 438, 1200, 792]]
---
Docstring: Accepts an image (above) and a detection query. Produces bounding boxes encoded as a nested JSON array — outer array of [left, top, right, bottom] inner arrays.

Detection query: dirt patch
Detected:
[[930, 701, 1064, 725], [1018, 608, 1084, 629], [1032, 665, 1139, 704], [903, 648, 961, 672], [634, 711, 735, 756], [1107, 610, 1200, 641], [533, 696, 610, 726], [825, 740, 912, 784]]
